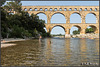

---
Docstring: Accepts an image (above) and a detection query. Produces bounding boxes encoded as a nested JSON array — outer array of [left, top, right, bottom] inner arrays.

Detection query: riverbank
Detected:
[[71, 33, 99, 38], [1, 38, 27, 48], [1, 33, 99, 48]]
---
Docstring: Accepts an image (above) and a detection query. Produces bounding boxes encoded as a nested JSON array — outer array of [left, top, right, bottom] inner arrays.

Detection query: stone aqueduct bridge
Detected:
[[10, 6, 99, 37]]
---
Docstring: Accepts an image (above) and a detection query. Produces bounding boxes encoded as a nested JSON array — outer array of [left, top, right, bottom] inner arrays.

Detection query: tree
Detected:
[[4, 0, 22, 13], [86, 28, 94, 33], [73, 30, 80, 35], [9, 25, 32, 38], [1, 0, 9, 38], [1, 1, 49, 38]]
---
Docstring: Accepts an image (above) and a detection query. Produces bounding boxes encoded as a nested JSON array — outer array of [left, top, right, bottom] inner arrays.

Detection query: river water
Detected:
[[1, 38, 99, 66]]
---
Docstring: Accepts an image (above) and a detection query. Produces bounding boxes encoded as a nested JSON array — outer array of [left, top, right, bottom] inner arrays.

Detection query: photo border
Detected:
[[0, 0, 99, 67]]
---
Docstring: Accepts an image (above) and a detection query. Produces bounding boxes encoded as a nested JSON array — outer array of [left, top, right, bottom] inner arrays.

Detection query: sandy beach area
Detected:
[[1, 38, 26, 48]]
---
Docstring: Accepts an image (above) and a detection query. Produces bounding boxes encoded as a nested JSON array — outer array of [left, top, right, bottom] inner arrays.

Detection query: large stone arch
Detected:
[[36, 12, 48, 23], [86, 25, 98, 33], [51, 12, 66, 18], [50, 12, 66, 23], [35, 12, 47, 16], [70, 12, 82, 23], [50, 25, 66, 34], [70, 25, 82, 34], [85, 12, 97, 17], [85, 12, 97, 23], [70, 12, 81, 17]]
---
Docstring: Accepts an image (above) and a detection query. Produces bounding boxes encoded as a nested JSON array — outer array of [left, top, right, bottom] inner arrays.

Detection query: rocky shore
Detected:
[[71, 33, 99, 38]]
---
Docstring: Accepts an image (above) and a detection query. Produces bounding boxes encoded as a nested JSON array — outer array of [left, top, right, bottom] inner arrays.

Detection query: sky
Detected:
[[5, 1, 99, 35]]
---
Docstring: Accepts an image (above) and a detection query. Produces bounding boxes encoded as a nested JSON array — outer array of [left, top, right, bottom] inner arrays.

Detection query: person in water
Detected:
[[39, 35, 42, 44], [39, 35, 42, 41]]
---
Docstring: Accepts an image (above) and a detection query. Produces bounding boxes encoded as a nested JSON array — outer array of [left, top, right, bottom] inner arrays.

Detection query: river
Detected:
[[1, 38, 99, 66]]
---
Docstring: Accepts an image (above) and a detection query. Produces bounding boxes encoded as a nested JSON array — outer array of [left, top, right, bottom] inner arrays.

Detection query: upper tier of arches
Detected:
[[21, 6, 99, 11]]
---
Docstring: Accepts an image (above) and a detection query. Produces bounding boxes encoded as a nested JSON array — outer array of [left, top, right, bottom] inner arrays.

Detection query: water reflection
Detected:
[[80, 39, 87, 63], [1, 38, 99, 66]]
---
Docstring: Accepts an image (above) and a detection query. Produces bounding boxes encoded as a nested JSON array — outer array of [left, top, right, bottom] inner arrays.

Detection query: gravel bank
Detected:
[[1, 38, 27, 48]]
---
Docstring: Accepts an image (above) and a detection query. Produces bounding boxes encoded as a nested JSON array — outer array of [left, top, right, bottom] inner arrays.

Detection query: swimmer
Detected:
[[39, 35, 42, 42]]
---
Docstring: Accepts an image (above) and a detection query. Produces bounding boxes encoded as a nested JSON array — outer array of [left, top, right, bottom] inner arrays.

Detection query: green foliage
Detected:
[[4, 0, 22, 13], [86, 28, 94, 33], [73, 30, 80, 35], [9, 25, 32, 38], [52, 34, 64, 36], [1, 1, 50, 38]]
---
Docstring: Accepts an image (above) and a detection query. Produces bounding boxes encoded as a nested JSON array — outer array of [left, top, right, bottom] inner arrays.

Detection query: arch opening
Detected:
[[84, 8, 87, 11], [74, 8, 77, 11], [29, 8, 32, 11], [70, 25, 81, 35], [37, 13, 47, 24], [85, 25, 97, 33], [34, 8, 37, 11], [79, 8, 82, 11], [45, 8, 48, 11], [24, 8, 27, 11], [64, 8, 67, 11], [54, 8, 57, 11], [95, 8, 97, 11], [59, 8, 62, 11], [90, 8, 92, 11], [85, 13, 97, 23], [51, 26, 65, 37], [49, 8, 52, 11], [69, 8, 72, 11], [70, 13, 81, 23], [40, 8, 42, 11], [51, 13, 66, 23]]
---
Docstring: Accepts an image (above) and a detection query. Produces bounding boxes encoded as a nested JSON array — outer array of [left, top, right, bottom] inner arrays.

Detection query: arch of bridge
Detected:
[[35, 12, 47, 16], [50, 25, 66, 33], [86, 25, 98, 33], [85, 12, 98, 23], [45, 24, 99, 34]]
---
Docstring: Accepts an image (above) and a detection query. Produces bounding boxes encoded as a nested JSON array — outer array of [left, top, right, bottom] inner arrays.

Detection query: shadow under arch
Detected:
[[86, 12, 97, 17], [51, 12, 66, 17], [35, 12, 47, 16], [70, 12, 81, 17]]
